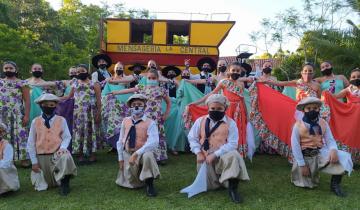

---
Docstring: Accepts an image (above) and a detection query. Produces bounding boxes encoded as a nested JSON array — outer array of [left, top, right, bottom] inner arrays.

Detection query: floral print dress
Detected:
[[72, 80, 98, 155], [137, 84, 168, 161], [0, 79, 28, 160]]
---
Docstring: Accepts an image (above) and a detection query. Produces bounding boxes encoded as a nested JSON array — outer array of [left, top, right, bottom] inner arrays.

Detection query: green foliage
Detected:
[[0, 0, 151, 80]]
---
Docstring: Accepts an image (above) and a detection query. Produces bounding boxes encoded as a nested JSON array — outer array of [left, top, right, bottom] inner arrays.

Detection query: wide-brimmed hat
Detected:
[[296, 97, 322, 111], [35, 93, 60, 104], [92, 54, 112, 69], [126, 94, 148, 107], [205, 94, 229, 108], [128, 63, 146, 71], [197, 57, 216, 72], [161, 66, 181, 77]]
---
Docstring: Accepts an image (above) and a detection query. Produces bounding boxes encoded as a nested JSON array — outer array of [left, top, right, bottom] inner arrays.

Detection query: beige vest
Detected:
[[122, 117, 152, 152], [297, 119, 327, 150], [35, 116, 63, 154], [0, 140, 9, 160], [199, 116, 229, 153]]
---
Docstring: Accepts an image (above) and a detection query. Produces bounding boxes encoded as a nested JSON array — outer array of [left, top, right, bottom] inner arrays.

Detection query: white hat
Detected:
[[205, 94, 229, 107], [296, 97, 322, 111], [0, 122, 8, 132], [126, 94, 147, 107], [35, 93, 60, 104]]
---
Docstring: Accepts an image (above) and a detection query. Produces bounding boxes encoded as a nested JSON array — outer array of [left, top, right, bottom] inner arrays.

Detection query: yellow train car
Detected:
[[100, 18, 235, 73]]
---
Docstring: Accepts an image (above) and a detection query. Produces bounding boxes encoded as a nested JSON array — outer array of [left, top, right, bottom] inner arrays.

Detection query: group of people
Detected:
[[0, 53, 359, 204]]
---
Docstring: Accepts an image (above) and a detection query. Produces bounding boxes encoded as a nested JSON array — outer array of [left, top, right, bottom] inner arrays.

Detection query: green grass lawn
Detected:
[[1, 151, 359, 210]]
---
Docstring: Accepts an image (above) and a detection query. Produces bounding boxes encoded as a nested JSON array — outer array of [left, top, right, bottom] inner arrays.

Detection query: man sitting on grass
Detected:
[[187, 94, 250, 203], [291, 96, 353, 197], [116, 94, 160, 197]]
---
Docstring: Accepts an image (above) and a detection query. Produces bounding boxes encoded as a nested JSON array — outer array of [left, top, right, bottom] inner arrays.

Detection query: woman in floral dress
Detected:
[[64, 64, 101, 163], [101, 62, 132, 150], [111, 69, 171, 164], [0, 61, 30, 166]]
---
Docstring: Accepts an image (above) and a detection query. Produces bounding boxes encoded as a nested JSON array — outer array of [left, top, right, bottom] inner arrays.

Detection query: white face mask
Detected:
[[130, 106, 145, 117]]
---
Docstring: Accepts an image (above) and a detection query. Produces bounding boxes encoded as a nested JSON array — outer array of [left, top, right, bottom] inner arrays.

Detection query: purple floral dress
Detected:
[[72, 80, 98, 155], [0, 79, 28, 160], [137, 84, 168, 161]]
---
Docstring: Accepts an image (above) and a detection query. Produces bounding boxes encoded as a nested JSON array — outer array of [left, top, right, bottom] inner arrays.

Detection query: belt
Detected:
[[37, 153, 54, 156], [302, 148, 320, 157]]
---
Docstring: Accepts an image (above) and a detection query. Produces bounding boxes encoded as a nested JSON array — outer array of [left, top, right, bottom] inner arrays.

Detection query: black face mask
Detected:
[[202, 67, 211, 73], [70, 75, 77, 79], [240, 71, 246, 77], [209, 111, 225, 122], [41, 106, 56, 115], [4, 71, 17, 78], [32, 71, 43, 78], [116, 70, 123, 76], [134, 70, 141, 75], [168, 74, 176, 79], [98, 64, 107, 69], [350, 78, 360, 86], [304, 110, 319, 121], [263, 67, 272, 74], [182, 76, 190, 79], [321, 67, 332, 76], [77, 72, 88, 80], [218, 66, 227, 73], [230, 73, 241, 80]]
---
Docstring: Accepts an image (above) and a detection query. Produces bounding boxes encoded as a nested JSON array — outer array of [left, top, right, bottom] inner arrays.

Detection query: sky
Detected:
[[46, 0, 349, 56]]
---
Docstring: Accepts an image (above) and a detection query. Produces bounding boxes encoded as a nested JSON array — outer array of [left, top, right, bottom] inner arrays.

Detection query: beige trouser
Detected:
[[196, 150, 250, 190], [116, 151, 160, 188], [291, 154, 345, 188], [0, 165, 20, 194], [36, 152, 77, 188]]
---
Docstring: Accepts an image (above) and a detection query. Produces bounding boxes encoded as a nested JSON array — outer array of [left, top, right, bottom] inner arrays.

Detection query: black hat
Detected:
[[92, 54, 112, 69], [128, 63, 146, 71], [197, 57, 216, 72], [162, 66, 181, 77]]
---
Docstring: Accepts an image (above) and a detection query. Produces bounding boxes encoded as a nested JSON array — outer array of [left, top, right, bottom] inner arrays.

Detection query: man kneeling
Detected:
[[0, 122, 20, 195], [291, 96, 353, 197], [116, 94, 160, 197], [187, 94, 250, 203], [27, 93, 77, 195]]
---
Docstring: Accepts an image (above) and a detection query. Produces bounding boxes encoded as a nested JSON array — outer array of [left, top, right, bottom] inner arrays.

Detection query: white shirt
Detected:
[[91, 70, 111, 83], [187, 115, 238, 157], [27, 115, 71, 165], [117, 116, 159, 161], [291, 120, 338, 167], [0, 142, 14, 168]]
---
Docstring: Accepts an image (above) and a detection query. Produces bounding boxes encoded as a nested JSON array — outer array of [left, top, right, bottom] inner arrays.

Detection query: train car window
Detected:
[[131, 20, 153, 44], [167, 21, 189, 45]]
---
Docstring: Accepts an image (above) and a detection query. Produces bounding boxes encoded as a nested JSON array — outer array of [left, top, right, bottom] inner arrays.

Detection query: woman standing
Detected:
[[111, 69, 171, 164], [65, 64, 101, 164], [316, 61, 349, 95], [0, 61, 30, 166]]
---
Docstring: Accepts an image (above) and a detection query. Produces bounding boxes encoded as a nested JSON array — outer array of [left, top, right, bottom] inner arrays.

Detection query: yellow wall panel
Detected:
[[107, 20, 130, 43], [153, 22, 167, 44], [190, 23, 234, 46]]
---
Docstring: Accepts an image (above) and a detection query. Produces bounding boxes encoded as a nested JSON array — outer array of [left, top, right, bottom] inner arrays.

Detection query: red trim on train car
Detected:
[[106, 53, 219, 67]]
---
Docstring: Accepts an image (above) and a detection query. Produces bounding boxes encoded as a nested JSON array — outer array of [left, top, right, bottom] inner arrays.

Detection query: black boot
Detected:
[[145, 178, 157, 197], [330, 175, 346, 197], [60, 175, 71, 196], [228, 179, 243, 203]]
